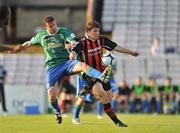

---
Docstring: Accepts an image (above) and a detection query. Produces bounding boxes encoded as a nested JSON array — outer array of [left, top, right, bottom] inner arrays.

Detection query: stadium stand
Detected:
[[0, 54, 46, 85], [0, 54, 179, 86], [102, 0, 180, 55], [102, 0, 180, 85]]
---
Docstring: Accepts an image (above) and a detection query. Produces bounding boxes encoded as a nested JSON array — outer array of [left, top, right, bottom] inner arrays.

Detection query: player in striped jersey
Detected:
[[8, 16, 111, 124], [70, 21, 139, 126]]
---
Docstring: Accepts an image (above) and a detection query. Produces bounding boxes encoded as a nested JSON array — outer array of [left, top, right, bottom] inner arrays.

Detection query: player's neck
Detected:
[[47, 27, 59, 35]]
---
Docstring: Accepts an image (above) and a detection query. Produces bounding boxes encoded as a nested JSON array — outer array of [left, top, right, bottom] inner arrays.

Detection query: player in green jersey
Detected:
[[8, 16, 112, 124], [146, 76, 162, 113], [129, 76, 148, 113], [160, 77, 176, 113]]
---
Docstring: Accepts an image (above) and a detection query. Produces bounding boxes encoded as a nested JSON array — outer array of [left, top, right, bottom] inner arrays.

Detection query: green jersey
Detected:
[[148, 85, 159, 95], [164, 85, 174, 94], [177, 85, 180, 93], [30, 26, 76, 69], [132, 84, 145, 96]]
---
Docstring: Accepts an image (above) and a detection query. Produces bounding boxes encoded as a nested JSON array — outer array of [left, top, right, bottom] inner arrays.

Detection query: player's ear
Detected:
[[43, 23, 47, 28]]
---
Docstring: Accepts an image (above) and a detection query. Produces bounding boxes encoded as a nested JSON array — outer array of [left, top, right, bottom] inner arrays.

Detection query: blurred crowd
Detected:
[[59, 76, 180, 115]]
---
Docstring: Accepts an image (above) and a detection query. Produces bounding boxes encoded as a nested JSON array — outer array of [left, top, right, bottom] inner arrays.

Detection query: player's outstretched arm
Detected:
[[113, 45, 139, 57], [8, 41, 31, 54]]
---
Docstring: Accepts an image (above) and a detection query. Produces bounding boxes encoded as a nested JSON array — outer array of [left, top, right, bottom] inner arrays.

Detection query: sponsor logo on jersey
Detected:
[[48, 43, 63, 48]]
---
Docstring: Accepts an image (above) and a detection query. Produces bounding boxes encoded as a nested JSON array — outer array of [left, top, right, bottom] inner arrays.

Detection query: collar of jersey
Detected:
[[46, 27, 59, 35]]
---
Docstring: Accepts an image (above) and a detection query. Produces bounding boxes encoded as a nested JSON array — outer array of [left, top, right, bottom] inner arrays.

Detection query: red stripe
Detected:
[[92, 40, 101, 71], [86, 39, 93, 66], [100, 37, 105, 71]]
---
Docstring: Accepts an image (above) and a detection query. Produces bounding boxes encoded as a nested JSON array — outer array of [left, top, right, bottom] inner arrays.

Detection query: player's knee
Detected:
[[48, 87, 57, 102], [106, 90, 113, 100], [98, 91, 109, 103]]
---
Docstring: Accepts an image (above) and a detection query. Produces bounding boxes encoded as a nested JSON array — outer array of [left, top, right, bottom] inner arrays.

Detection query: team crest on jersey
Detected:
[[48, 43, 62, 48]]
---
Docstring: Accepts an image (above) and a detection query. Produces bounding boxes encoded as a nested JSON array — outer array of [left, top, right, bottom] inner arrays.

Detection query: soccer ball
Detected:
[[102, 53, 116, 67]]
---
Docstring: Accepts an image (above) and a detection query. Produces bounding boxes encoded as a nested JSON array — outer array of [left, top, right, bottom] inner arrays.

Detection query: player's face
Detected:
[[165, 79, 171, 86], [44, 20, 58, 34], [87, 27, 100, 40], [135, 77, 142, 85]]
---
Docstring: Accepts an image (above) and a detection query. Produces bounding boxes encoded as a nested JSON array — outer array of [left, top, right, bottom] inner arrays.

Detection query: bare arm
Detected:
[[113, 45, 139, 57], [8, 41, 31, 53]]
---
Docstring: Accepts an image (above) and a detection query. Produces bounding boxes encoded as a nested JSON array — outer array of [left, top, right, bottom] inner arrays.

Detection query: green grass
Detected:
[[0, 114, 180, 133]]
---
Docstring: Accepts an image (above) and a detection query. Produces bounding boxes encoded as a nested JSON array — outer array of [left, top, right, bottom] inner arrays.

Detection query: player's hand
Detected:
[[7, 44, 21, 54], [69, 51, 76, 60], [7, 50, 13, 54], [131, 51, 139, 57], [65, 43, 74, 50]]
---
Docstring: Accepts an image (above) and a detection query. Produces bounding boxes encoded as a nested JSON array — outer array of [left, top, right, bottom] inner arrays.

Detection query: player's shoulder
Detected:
[[59, 26, 71, 31], [99, 35, 108, 40], [36, 29, 47, 36]]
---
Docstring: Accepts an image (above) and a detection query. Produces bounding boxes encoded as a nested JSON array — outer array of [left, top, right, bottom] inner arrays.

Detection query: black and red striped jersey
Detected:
[[72, 36, 117, 72]]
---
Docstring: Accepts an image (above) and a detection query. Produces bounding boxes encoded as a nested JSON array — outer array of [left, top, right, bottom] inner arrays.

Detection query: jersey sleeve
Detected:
[[30, 32, 43, 45], [103, 36, 117, 51], [63, 27, 76, 43]]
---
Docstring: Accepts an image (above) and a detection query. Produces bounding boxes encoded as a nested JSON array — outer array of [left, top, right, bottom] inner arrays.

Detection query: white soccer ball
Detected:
[[102, 53, 116, 67]]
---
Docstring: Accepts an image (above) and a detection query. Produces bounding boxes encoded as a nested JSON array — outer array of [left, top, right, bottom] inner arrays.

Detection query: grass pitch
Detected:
[[0, 114, 180, 133]]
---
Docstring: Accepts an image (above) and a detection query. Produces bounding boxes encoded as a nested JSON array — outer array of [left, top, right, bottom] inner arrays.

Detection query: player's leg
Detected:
[[59, 91, 66, 114], [169, 92, 176, 113], [96, 82, 113, 119], [46, 64, 70, 124], [71, 61, 111, 83], [72, 97, 85, 124], [110, 79, 119, 111], [129, 93, 136, 113], [155, 91, 162, 113], [96, 100, 103, 119], [48, 81, 62, 124], [72, 76, 87, 124], [141, 92, 149, 113], [92, 82, 127, 127]]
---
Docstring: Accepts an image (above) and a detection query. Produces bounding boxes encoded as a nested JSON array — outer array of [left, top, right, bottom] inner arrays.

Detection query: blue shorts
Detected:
[[46, 60, 79, 89]]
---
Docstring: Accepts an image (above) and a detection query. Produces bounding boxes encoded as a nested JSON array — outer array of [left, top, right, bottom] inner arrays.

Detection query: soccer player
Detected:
[[70, 21, 139, 126], [96, 52, 119, 119], [145, 76, 162, 113], [129, 76, 148, 113], [118, 79, 131, 113], [8, 16, 111, 124], [160, 77, 176, 114]]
